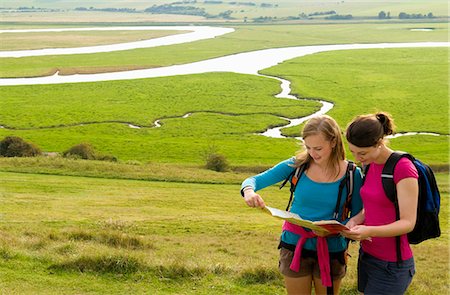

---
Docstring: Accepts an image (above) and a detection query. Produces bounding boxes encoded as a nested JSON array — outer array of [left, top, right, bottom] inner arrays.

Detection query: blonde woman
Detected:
[[241, 115, 363, 295]]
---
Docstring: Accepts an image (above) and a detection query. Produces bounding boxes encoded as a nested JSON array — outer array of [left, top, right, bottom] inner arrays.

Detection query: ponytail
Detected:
[[375, 112, 395, 136]]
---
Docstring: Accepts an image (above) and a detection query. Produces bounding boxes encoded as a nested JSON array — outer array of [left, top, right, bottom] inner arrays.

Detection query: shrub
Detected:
[[63, 143, 117, 161], [0, 136, 41, 157], [63, 143, 96, 160], [205, 153, 229, 172]]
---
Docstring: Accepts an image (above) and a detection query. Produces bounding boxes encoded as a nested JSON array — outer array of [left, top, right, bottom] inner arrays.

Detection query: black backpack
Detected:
[[364, 152, 441, 262], [279, 161, 356, 222]]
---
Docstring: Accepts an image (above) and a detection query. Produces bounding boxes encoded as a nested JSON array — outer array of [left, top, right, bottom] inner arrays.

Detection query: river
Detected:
[[0, 26, 235, 58]]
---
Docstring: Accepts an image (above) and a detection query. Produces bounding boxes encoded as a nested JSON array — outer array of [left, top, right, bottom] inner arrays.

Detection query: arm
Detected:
[[343, 177, 418, 241], [243, 187, 265, 208], [241, 158, 295, 208]]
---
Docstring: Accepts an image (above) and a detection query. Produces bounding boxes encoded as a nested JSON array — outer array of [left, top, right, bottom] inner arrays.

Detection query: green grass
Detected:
[[0, 72, 316, 165], [1, 48, 448, 166], [263, 47, 448, 134], [0, 157, 253, 184], [0, 73, 317, 128], [261, 47, 449, 164], [0, 22, 448, 78], [0, 170, 447, 294]]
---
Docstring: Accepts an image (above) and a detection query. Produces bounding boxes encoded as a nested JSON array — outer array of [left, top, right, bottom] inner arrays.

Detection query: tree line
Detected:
[[8, 5, 440, 22], [378, 11, 434, 19]]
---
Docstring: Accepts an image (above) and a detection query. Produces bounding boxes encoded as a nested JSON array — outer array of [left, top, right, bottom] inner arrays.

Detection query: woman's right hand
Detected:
[[243, 189, 266, 208]]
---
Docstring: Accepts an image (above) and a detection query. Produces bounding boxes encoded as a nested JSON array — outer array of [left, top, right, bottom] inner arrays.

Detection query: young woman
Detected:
[[343, 112, 419, 294], [241, 115, 363, 295]]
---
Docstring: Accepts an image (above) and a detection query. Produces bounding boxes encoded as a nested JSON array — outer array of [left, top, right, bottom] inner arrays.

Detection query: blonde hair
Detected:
[[295, 115, 345, 177]]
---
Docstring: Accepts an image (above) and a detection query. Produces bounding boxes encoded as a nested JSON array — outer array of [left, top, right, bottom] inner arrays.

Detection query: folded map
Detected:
[[263, 206, 349, 234]]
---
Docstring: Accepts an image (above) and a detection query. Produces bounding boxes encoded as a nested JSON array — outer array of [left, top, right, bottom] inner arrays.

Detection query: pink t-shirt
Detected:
[[360, 157, 418, 262]]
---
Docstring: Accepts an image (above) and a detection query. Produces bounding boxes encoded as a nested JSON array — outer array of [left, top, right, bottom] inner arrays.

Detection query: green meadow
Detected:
[[262, 47, 449, 164], [0, 23, 448, 78], [0, 48, 448, 166], [0, 14, 449, 295], [0, 170, 448, 294]]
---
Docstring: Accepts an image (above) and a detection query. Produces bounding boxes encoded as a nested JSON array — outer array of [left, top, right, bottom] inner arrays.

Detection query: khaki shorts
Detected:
[[279, 247, 347, 279]]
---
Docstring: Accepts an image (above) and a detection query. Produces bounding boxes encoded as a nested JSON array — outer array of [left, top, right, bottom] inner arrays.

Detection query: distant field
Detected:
[[0, 30, 187, 51], [0, 170, 447, 294], [195, 0, 448, 19], [0, 23, 447, 78], [0, 0, 448, 21], [0, 11, 210, 24]]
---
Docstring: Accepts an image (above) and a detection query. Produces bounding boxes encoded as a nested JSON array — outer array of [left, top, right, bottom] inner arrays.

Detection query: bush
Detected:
[[0, 136, 41, 157], [205, 153, 229, 172], [63, 143, 96, 160], [63, 143, 117, 161]]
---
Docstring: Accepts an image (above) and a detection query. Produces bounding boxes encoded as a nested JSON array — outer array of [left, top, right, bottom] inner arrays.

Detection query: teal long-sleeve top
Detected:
[[241, 157, 363, 252]]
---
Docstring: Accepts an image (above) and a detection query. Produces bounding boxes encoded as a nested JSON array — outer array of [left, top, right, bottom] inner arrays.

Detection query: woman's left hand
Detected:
[[341, 225, 372, 241]]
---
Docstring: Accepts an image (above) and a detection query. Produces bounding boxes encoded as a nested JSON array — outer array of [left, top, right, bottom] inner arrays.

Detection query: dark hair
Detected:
[[346, 112, 395, 147]]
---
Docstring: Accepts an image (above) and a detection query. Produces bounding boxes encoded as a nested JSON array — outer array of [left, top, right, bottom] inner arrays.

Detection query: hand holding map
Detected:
[[262, 206, 349, 234]]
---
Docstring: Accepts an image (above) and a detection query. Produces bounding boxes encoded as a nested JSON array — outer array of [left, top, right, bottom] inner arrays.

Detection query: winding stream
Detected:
[[0, 26, 235, 58], [1, 27, 448, 138]]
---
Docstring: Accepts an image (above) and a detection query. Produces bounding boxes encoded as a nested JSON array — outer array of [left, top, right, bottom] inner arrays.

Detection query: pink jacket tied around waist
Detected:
[[282, 221, 332, 287]]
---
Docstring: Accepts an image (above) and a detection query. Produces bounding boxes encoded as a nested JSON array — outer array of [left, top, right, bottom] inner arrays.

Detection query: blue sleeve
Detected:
[[241, 157, 296, 192], [350, 167, 364, 217]]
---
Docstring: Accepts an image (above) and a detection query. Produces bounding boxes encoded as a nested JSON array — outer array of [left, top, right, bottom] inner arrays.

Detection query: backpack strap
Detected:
[[382, 152, 416, 201], [342, 161, 356, 221], [381, 151, 415, 264], [362, 164, 370, 185], [334, 161, 356, 221], [382, 152, 405, 202], [279, 164, 307, 211]]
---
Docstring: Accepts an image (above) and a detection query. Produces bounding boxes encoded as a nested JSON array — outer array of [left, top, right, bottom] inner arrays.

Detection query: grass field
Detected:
[[0, 168, 448, 294], [0, 48, 448, 166], [262, 47, 449, 135], [0, 30, 187, 51], [0, 23, 448, 78], [0, 11, 208, 24]]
